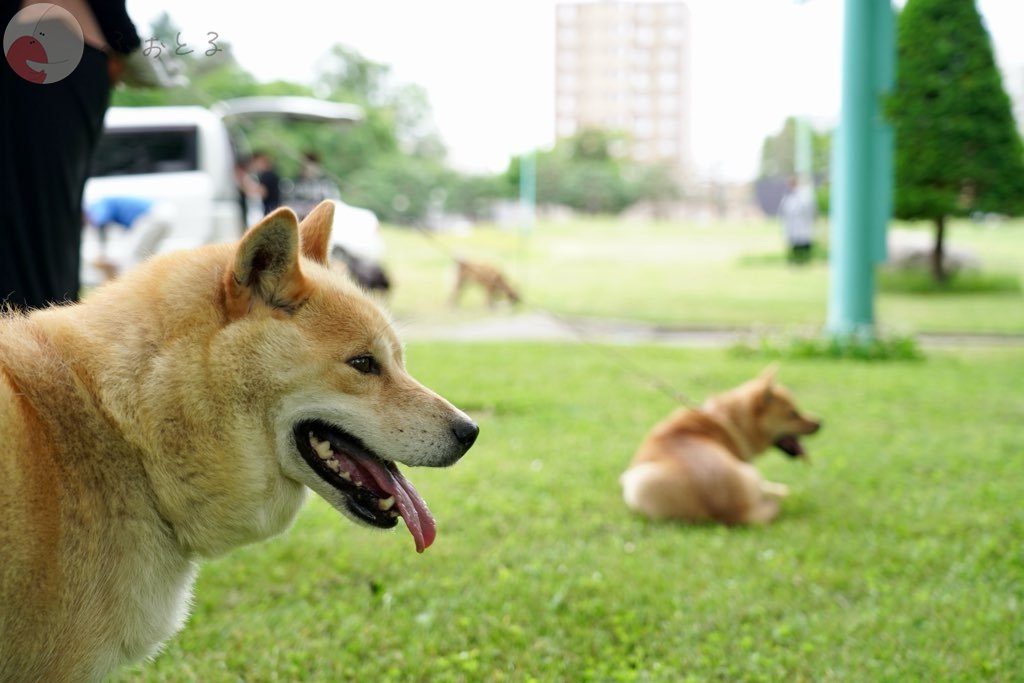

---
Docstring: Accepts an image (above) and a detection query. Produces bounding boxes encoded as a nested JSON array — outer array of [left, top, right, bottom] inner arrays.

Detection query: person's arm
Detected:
[[246, 174, 269, 199], [87, 0, 141, 54]]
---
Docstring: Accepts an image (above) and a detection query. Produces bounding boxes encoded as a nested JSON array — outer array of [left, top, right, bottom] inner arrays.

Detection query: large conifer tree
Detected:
[[888, 0, 1024, 281]]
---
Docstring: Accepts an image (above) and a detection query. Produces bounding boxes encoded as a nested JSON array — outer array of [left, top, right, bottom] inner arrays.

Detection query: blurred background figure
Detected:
[[82, 196, 175, 283], [248, 151, 281, 216], [234, 156, 255, 232], [291, 151, 341, 219], [330, 245, 391, 297], [777, 176, 816, 265], [0, 0, 141, 310]]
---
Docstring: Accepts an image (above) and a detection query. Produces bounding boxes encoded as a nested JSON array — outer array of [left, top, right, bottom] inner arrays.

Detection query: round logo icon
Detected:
[[4, 3, 84, 84]]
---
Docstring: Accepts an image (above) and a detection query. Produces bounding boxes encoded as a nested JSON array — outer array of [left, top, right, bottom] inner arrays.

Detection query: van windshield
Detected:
[[91, 126, 199, 177]]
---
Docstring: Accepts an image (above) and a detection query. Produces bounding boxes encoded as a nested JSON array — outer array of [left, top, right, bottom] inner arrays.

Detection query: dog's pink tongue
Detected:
[[365, 462, 436, 553]]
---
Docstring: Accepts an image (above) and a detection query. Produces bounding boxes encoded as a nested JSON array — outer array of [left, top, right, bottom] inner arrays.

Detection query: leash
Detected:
[[529, 305, 699, 408], [375, 220, 698, 407]]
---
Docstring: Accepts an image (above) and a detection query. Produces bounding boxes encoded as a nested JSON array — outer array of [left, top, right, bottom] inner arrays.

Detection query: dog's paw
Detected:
[[761, 481, 790, 498]]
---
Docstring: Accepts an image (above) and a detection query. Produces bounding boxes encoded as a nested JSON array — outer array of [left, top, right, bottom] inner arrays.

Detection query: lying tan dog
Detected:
[[451, 259, 521, 308], [0, 201, 478, 681], [620, 367, 820, 525]]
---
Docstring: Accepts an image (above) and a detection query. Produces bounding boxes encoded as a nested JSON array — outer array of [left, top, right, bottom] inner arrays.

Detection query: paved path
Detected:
[[401, 311, 1024, 349]]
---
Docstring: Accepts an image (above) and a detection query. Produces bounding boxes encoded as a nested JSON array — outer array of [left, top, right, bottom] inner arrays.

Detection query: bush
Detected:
[[731, 331, 924, 361]]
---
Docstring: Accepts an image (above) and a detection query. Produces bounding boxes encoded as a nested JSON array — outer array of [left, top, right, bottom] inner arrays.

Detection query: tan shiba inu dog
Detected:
[[620, 367, 820, 525], [0, 202, 478, 682], [450, 259, 521, 308]]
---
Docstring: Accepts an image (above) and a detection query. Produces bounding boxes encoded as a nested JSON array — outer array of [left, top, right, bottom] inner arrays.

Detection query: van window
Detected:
[[90, 126, 199, 177]]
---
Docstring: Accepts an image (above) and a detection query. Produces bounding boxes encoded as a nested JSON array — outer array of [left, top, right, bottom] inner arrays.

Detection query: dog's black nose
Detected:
[[452, 418, 479, 450]]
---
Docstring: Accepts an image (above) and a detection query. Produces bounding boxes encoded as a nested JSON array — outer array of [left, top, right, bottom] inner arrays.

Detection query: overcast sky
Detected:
[[126, 0, 1024, 181]]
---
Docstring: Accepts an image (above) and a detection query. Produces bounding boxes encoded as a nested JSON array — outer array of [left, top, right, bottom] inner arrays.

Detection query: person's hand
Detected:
[[119, 50, 189, 89], [107, 53, 124, 86]]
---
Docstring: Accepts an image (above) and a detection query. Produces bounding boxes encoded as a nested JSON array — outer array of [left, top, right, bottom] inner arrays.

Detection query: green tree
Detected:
[[887, 0, 1024, 282], [758, 117, 831, 181], [442, 173, 511, 221], [317, 46, 445, 163], [342, 156, 448, 225], [630, 163, 682, 218], [506, 129, 678, 215]]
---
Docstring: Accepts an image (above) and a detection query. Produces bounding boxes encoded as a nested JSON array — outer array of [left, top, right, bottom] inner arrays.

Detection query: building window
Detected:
[[635, 26, 655, 45]]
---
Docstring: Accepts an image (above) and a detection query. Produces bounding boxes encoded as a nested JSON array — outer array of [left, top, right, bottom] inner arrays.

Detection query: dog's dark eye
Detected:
[[347, 355, 380, 375]]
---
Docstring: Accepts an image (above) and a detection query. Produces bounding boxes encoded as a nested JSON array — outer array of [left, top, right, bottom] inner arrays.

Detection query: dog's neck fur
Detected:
[[0, 312, 200, 676], [701, 388, 771, 461]]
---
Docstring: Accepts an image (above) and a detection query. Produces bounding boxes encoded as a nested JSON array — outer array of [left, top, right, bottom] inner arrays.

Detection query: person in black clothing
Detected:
[[1, 0, 142, 310], [234, 155, 253, 233], [249, 151, 282, 215]]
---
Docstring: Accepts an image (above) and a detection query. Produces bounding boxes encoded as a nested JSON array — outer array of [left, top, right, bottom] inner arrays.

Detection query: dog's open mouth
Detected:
[[774, 435, 806, 459], [294, 421, 435, 553]]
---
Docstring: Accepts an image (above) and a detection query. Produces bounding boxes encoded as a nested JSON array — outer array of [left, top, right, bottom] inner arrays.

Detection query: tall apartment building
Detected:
[[555, 1, 692, 179]]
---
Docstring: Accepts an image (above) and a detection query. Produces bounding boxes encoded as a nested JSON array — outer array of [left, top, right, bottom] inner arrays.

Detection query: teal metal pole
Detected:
[[827, 0, 894, 338]]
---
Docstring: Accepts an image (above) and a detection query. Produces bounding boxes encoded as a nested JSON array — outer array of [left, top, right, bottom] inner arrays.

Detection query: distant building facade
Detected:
[[555, 0, 692, 179]]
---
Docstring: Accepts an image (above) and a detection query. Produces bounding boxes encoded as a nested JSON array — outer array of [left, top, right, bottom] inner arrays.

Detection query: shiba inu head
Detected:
[[753, 366, 821, 460], [222, 202, 478, 553], [705, 365, 821, 461]]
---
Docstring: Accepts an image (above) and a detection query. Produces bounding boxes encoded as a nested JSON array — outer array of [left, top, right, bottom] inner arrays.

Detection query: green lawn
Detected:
[[379, 217, 1024, 335], [114, 342, 1024, 681]]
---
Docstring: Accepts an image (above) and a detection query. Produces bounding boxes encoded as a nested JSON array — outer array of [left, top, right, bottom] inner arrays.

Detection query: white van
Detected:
[[81, 98, 365, 285]]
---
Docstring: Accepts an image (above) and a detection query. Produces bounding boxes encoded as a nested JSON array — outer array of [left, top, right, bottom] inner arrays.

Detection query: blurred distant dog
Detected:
[[451, 259, 521, 308], [620, 367, 821, 525]]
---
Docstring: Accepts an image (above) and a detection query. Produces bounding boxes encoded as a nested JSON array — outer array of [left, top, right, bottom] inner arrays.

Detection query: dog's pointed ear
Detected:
[[224, 208, 310, 319], [757, 363, 779, 408], [298, 200, 334, 265], [758, 363, 779, 386]]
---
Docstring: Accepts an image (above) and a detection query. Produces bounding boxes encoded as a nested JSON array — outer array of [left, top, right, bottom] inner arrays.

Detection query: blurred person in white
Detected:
[[778, 176, 817, 265]]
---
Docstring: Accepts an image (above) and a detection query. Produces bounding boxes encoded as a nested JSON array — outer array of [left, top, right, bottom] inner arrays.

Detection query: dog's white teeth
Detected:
[[309, 436, 333, 460], [338, 470, 352, 481], [326, 459, 341, 472], [378, 496, 395, 511]]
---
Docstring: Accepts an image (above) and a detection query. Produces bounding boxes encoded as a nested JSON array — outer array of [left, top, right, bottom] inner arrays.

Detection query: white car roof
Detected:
[[102, 105, 222, 128]]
